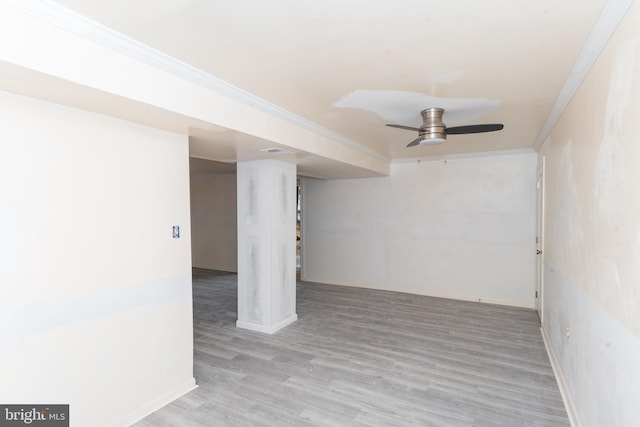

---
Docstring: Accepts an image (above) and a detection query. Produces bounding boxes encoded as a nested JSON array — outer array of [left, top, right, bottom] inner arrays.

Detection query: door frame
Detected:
[[535, 156, 546, 323]]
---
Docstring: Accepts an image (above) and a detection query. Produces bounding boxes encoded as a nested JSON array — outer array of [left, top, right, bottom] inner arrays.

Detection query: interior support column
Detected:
[[236, 159, 297, 334]]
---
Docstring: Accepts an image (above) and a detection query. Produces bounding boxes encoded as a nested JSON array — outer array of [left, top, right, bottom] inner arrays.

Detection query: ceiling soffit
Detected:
[[3, 0, 634, 168]]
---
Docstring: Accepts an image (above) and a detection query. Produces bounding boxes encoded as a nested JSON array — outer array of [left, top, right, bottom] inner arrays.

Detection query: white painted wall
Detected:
[[538, 2, 640, 425], [190, 173, 237, 272], [0, 91, 195, 426], [302, 151, 537, 307]]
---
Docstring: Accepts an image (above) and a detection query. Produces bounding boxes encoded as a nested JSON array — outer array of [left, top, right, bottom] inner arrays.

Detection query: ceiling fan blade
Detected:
[[386, 124, 421, 132], [406, 137, 422, 147], [445, 124, 504, 135]]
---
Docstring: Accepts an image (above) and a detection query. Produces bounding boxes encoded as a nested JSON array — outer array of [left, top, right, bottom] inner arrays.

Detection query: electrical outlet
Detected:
[[566, 325, 571, 339], [172, 225, 180, 239]]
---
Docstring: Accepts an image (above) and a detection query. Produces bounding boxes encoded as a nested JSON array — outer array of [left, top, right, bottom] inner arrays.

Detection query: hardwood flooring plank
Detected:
[[133, 269, 569, 426]]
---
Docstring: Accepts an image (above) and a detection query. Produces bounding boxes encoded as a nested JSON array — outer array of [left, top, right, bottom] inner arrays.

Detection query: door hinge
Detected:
[[535, 291, 538, 298]]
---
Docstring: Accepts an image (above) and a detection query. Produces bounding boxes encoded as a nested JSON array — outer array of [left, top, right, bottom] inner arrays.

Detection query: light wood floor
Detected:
[[134, 269, 568, 426]]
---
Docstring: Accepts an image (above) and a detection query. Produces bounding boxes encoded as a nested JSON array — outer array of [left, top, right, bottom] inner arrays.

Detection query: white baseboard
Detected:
[[300, 276, 534, 309], [119, 377, 197, 426], [236, 313, 298, 334], [541, 325, 581, 427]]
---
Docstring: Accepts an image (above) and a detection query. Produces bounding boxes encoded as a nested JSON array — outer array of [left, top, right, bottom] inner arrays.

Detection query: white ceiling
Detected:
[[14, 1, 616, 175]]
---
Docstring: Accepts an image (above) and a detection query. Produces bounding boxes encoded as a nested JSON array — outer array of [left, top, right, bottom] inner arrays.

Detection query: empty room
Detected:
[[1, 1, 638, 426]]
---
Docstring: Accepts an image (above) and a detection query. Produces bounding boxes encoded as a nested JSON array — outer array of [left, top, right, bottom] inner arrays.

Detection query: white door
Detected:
[[535, 157, 546, 322]]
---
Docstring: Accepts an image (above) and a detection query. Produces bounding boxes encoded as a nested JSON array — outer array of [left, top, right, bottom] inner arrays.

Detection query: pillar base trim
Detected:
[[236, 313, 298, 335]]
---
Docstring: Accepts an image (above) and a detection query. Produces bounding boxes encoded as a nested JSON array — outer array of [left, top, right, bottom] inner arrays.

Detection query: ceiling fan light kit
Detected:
[[386, 107, 504, 147], [419, 108, 446, 145], [420, 136, 446, 145]]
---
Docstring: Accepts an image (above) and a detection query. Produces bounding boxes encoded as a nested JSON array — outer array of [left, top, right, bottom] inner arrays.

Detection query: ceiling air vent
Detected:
[[260, 148, 290, 154]]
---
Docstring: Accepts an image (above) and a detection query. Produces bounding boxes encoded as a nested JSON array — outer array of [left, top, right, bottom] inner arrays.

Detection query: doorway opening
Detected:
[[296, 178, 302, 280]]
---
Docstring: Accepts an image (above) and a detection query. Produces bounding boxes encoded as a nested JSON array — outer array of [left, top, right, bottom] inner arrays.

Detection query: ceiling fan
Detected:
[[386, 108, 504, 147]]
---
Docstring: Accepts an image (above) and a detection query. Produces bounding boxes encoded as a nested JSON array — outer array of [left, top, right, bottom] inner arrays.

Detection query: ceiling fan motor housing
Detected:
[[419, 108, 446, 144]]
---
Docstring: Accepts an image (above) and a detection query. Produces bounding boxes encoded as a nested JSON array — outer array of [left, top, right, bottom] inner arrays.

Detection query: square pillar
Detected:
[[236, 159, 297, 334]]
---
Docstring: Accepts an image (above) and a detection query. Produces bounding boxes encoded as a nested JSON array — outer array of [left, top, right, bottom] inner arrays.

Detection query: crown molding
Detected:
[[391, 147, 536, 164], [533, 0, 633, 151], [2, 0, 389, 162]]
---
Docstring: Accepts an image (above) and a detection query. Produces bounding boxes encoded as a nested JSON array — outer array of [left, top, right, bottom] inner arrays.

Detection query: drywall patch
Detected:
[[248, 239, 263, 323], [605, 37, 636, 133], [0, 275, 192, 345], [597, 36, 637, 218], [554, 140, 584, 271], [333, 90, 501, 126], [280, 173, 288, 221], [246, 170, 259, 225], [592, 35, 640, 328], [543, 259, 640, 425]]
